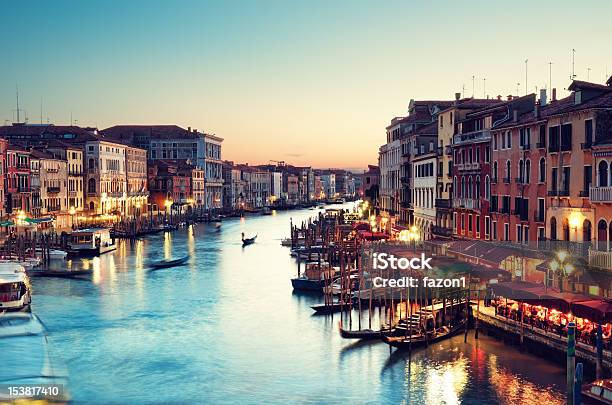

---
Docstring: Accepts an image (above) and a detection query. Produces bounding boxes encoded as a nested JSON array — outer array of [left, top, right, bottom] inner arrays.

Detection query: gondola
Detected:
[[149, 256, 190, 270], [28, 269, 91, 278], [338, 321, 383, 340], [382, 320, 466, 350], [241, 233, 257, 246], [310, 301, 352, 315]]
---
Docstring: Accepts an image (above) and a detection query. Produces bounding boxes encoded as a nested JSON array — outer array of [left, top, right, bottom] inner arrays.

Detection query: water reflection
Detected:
[[26, 204, 566, 404]]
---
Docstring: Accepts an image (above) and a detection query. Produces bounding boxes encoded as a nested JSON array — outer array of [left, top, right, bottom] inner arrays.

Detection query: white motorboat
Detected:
[[35, 248, 68, 260], [0, 313, 69, 402], [68, 228, 116, 256], [0, 263, 32, 312]]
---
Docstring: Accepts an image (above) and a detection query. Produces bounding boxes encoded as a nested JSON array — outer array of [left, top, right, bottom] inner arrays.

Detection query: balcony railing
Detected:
[[589, 249, 612, 270], [431, 225, 453, 238], [47, 186, 60, 193], [452, 198, 481, 210], [455, 162, 480, 171], [590, 186, 612, 202], [453, 129, 491, 145], [435, 198, 452, 209]]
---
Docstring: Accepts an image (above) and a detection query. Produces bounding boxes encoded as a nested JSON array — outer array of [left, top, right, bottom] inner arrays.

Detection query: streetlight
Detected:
[[164, 199, 173, 224], [548, 250, 574, 291], [69, 206, 76, 229]]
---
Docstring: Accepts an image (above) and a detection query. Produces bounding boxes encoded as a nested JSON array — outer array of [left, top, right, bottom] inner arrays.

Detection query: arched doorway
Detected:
[[598, 220, 608, 251], [599, 161, 609, 187], [583, 219, 592, 242], [562, 218, 570, 241], [89, 201, 95, 211]]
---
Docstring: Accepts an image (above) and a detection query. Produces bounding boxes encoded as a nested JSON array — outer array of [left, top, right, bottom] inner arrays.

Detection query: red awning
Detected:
[[357, 230, 387, 241], [572, 300, 612, 324], [352, 222, 371, 231]]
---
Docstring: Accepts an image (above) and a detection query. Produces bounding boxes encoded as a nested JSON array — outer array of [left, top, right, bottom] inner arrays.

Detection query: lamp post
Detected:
[[69, 206, 76, 230], [164, 199, 172, 224], [549, 250, 574, 292]]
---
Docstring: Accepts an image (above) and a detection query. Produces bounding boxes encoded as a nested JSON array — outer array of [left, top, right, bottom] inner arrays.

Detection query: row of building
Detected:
[[374, 76, 612, 270], [0, 124, 357, 228]]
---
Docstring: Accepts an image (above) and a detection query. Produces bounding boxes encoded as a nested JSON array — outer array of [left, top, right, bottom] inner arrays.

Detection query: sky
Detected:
[[1, 0, 611, 169]]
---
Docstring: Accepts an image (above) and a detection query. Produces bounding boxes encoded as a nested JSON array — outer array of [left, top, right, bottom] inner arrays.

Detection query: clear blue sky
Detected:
[[1, 0, 611, 168]]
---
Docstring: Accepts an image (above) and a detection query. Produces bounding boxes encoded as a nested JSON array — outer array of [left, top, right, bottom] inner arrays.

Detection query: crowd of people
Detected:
[[493, 298, 612, 347]]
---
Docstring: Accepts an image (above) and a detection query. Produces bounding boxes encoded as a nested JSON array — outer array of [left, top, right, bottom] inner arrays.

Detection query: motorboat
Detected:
[[582, 379, 612, 404], [0, 256, 41, 270], [68, 228, 116, 256], [0, 263, 32, 312], [0, 313, 69, 402], [35, 248, 68, 260]]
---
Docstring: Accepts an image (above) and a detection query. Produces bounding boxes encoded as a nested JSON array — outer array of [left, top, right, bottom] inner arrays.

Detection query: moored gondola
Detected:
[[149, 256, 190, 270], [338, 321, 384, 340]]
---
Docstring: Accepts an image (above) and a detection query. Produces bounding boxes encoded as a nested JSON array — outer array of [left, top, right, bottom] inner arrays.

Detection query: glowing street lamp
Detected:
[[69, 206, 76, 229], [548, 249, 574, 291]]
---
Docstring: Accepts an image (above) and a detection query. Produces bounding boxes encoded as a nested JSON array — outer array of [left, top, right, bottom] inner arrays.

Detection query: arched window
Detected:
[[562, 218, 570, 241], [88, 158, 95, 170], [468, 176, 473, 198], [550, 217, 557, 240], [598, 219, 608, 251], [453, 176, 457, 195], [89, 201, 95, 211], [525, 159, 531, 183], [505, 160, 511, 182], [475, 176, 481, 199], [87, 178, 96, 194], [461, 176, 466, 198], [599, 161, 609, 187], [539, 157, 546, 182], [485, 175, 491, 199], [583, 219, 592, 242], [518, 159, 524, 183], [493, 161, 498, 182]]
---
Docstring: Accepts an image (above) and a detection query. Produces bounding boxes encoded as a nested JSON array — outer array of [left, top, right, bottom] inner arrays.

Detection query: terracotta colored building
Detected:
[[148, 161, 192, 213], [0, 139, 7, 218], [5, 145, 31, 214]]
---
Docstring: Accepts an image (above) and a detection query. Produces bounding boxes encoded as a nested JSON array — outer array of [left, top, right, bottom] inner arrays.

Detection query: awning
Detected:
[[357, 231, 387, 241], [572, 300, 612, 324], [352, 222, 371, 231]]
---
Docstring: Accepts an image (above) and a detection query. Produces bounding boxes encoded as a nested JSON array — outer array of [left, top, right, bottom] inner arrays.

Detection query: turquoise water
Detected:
[[30, 206, 566, 404]]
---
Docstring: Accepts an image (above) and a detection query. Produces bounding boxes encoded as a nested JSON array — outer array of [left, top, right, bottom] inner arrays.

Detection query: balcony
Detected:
[[431, 225, 453, 238], [590, 186, 612, 202], [17, 187, 31, 193], [452, 198, 481, 210], [68, 170, 83, 176], [520, 143, 531, 151], [455, 162, 480, 171], [47, 205, 61, 212], [47, 186, 60, 193], [400, 176, 410, 184], [558, 189, 570, 197], [435, 198, 452, 209], [589, 249, 612, 270], [453, 129, 491, 146]]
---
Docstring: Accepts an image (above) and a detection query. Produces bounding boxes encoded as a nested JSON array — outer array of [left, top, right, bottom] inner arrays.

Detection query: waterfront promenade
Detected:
[[30, 205, 567, 404]]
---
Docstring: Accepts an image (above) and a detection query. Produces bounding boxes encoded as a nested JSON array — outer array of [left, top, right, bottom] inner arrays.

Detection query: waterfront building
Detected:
[[453, 95, 534, 240], [46, 141, 85, 213], [412, 149, 437, 240], [84, 137, 127, 216], [222, 161, 245, 210], [147, 161, 191, 214], [125, 145, 149, 216], [490, 91, 549, 244], [6, 145, 31, 214], [433, 97, 504, 238], [250, 168, 271, 208], [30, 149, 68, 220], [284, 172, 300, 204], [271, 171, 283, 203], [360, 165, 379, 205], [203, 133, 224, 210], [317, 171, 336, 200], [0, 139, 7, 218]]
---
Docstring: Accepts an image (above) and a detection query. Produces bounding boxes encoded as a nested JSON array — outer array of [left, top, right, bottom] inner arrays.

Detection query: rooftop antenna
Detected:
[[587, 67, 591, 81], [472, 75, 475, 98], [525, 59, 528, 95], [15, 84, 22, 123], [571, 49, 576, 80], [483, 78, 486, 98], [516, 82, 520, 96], [462, 83, 465, 98], [549, 61, 553, 90], [40, 97, 43, 124]]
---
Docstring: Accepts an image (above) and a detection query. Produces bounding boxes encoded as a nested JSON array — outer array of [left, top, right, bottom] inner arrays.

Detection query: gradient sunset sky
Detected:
[[1, 0, 611, 169]]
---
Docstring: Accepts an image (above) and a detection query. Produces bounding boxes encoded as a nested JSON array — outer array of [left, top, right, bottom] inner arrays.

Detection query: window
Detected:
[[485, 176, 491, 199], [504, 223, 509, 241], [517, 225, 523, 242], [518, 159, 524, 183], [561, 123, 572, 151], [493, 161, 498, 182], [539, 158, 546, 182], [549, 126, 560, 151], [584, 165, 592, 194], [468, 214, 473, 232], [507, 131, 512, 148], [538, 125, 546, 147], [484, 146, 490, 163], [505, 160, 511, 182], [492, 221, 498, 240], [599, 161, 608, 187], [485, 216, 491, 238], [476, 215, 480, 235], [538, 227, 545, 241], [524, 226, 529, 243], [550, 217, 557, 240], [493, 133, 498, 150], [525, 159, 531, 183], [585, 119, 593, 146], [537, 198, 545, 222]]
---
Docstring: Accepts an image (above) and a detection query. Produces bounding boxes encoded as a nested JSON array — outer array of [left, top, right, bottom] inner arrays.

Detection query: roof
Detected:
[[568, 80, 612, 93], [29, 148, 61, 160], [439, 98, 505, 114], [414, 121, 438, 136], [101, 125, 201, 141], [0, 124, 95, 138]]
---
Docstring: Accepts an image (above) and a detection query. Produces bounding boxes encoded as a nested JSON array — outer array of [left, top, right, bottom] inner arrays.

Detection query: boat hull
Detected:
[[291, 278, 324, 292], [383, 322, 465, 350]]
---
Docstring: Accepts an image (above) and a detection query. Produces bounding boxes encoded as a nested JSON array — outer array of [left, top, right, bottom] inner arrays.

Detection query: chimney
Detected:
[[534, 103, 540, 119], [539, 88, 547, 106], [188, 126, 191, 132], [513, 110, 518, 122], [497, 95, 502, 101], [552, 88, 557, 102], [455, 92, 461, 101], [507, 95, 513, 101]]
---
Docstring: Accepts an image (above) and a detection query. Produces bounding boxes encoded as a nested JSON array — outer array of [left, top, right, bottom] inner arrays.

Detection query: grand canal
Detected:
[[31, 204, 567, 404]]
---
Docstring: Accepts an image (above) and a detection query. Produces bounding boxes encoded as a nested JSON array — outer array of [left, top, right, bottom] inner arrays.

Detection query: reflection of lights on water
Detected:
[[412, 356, 468, 404], [164, 232, 173, 259], [272, 210, 277, 216], [91, 257, 101, 285], [240, 217, 245, 223]]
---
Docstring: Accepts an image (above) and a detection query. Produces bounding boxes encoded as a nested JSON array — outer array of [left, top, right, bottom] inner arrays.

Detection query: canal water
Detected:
[[32, 205, 567, 404]]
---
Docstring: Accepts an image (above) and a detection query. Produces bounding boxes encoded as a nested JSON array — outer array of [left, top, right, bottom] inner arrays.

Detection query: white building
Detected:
[[412, 151, 437, 240], [85, 138, 127, 215], [203, 133, 224, 209]]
